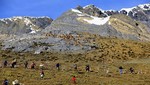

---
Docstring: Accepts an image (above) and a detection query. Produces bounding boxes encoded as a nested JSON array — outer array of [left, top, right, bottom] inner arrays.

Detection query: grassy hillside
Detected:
[[0, 34, 150, 85]]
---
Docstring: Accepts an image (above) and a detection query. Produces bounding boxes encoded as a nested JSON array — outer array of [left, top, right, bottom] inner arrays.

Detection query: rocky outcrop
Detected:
[[2, 33, 94, 53], [76, 5, 107, 17]]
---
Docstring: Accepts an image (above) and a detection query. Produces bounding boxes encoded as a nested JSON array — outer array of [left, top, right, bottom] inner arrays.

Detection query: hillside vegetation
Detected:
[[0, 34, 150, 85]]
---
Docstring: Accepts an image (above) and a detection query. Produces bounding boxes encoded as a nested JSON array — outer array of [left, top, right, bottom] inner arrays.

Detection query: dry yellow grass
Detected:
[[0, 61, 150, 85], [0, 34, 150, 85]]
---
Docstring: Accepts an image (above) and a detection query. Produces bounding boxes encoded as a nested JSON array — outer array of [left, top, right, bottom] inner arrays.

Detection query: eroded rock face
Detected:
[[104, 11, 119, 16], [2, 33, 94, 53]]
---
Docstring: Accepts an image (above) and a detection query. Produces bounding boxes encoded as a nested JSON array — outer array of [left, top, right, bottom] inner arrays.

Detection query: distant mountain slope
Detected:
[[105, 3, 150, 32], [44, 4, 150, 41], [0, 16, 53, 34]]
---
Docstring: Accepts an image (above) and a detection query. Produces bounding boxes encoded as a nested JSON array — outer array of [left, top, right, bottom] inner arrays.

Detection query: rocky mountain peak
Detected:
[[118, 3, 150, 32], [0, 16, 53, 34], [83, 4, 97, 9], [48, 3, 150, 41], [120, 3, 150, 15], [138, 3, 150, 10], [75, 5, 107, 17]]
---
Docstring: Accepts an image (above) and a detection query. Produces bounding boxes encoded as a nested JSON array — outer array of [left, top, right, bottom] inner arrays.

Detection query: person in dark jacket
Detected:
[[31, 62, 36, 69], [3, 60, 8, 67], [129, 67, 134, 74], [56, 63, 60, 70], [11, 59, 17, 68], [2, 79, 8, 85], [24, 61, 28, 69], [119, 66, 123, 74], [85, 65, 90, 72]]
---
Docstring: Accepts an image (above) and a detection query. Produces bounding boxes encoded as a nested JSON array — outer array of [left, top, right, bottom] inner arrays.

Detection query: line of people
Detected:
[[1, 59, 142, 85], [2, 59, 136, 74]]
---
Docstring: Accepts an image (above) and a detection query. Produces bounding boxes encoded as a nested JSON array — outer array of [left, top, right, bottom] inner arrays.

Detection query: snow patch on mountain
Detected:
[[24, 18, 32, 26], [120, 7, 136, 15], [83, 4, 93, 9], [77, 14, 85, 17], [13, 16, 23, 19], [71, 9, 82, 13], [0, 18, 13, 22], [29, 26, 36, 34], [121, 8, 134, 13], [120, 3, 150, 14], [83, 16, 110, 25], [30, 29, 36, 34], [138, 4, 150, 10], [71, 7, 110, 25]]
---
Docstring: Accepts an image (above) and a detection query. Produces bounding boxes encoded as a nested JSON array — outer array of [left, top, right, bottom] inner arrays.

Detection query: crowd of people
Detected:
[[1, 59, 140, 85]]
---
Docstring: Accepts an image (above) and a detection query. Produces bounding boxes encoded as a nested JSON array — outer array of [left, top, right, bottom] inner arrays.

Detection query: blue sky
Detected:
[[0, 0, 149, 19]]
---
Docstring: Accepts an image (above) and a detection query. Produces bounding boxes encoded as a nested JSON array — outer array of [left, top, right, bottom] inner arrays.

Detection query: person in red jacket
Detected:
[[71, 76, 76, 84]]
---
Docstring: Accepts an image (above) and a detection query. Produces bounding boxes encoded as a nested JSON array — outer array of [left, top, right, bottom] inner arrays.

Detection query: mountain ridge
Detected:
[[0, 16, 53, 35], [0, 3, 150, 53], [45, 3, 150, 41]]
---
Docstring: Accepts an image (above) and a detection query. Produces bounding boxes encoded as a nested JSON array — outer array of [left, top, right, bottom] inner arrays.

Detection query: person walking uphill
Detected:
[[2, 79, 8, 85], [73, 64, 77, 71], [31, 62, 36, 69], [3, 60, 8, 68], [40, 70, 44, 79], [85, 65, 90, 72], [24, 61, 28, 69], [129, 67, 134, 74], [56, 63, 60, 70], [71, 76, 76, 84], [119, 66, 123, 74], [11, 59, 17, 68]]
